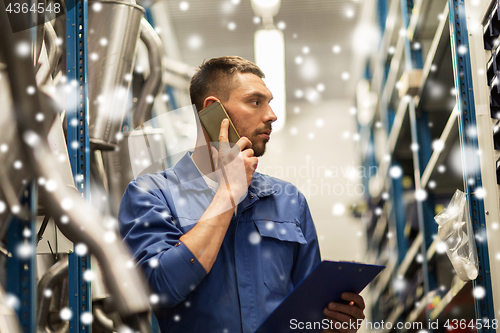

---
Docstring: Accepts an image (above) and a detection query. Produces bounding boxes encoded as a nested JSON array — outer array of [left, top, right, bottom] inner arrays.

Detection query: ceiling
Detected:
[[161, 0, 363, 109]]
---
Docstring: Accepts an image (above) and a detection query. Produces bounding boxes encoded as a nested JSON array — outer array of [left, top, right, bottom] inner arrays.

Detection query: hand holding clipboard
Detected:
[[255, 260, 385, 333]]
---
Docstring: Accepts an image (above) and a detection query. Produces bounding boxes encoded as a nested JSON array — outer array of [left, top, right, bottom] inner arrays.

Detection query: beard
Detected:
[[249, 124, 272, 157], [251, 138, 267, 157]]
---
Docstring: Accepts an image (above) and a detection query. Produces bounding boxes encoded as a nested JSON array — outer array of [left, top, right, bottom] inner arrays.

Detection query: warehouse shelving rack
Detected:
[[2, 0, 191, 328], [4, 0, 92, 332], [358, 0, 500, 331], [66, 0, 92, 330]]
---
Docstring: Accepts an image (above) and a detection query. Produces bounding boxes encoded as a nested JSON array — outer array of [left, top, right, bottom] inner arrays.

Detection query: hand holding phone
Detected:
[[210, 118, 257, 204], [198, 101, 240, 144]]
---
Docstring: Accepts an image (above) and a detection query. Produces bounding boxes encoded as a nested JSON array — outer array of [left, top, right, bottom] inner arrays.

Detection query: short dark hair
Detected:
[[189, 56, 265, 112]]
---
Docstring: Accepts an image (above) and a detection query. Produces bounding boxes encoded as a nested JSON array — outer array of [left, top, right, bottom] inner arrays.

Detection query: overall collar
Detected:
[[173, 151, 277, 199], [172, 151, 211, 192]]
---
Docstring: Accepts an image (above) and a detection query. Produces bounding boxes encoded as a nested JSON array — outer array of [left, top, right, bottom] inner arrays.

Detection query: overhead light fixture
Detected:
[[254, 29, 286, 131], [251, 0, 286, 131], [251, 0, 281, 22]]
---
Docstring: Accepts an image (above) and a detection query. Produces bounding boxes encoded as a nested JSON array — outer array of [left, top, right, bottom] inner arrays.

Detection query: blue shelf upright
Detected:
[[400, 0, 438, 324], [447, 0, 495, 330], [66, 0, 91, 330], [6, 185, 37, 333]]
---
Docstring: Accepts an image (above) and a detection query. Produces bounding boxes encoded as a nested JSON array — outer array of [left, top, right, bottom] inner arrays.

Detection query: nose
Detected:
[[264, 104, 278, 123]]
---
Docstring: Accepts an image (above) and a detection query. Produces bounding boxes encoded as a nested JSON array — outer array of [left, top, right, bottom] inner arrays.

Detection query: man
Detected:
[[118, 56, 365, 332]]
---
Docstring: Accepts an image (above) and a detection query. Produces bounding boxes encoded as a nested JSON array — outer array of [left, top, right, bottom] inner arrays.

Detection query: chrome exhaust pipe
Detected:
[[104, 128, 166, 217], [0, 62, 58, 237], [133, 18, 163, 128], [36, 257, 69, 333], [33, 0, 45, 67], [87, 0, 144, 150], [36, 22, 61, 86], [91, 256, 117, 332], [105, 18, 164, 216]]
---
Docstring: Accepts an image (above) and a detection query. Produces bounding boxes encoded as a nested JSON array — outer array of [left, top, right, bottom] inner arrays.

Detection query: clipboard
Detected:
[[255, 260, 385, 333]]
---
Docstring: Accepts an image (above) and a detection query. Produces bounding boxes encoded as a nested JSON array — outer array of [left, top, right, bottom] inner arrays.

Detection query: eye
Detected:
[[250, 100, 259, 106]]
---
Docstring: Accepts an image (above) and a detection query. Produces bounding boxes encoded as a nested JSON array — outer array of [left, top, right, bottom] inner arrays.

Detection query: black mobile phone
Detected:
[[198, 101, 241, 144]]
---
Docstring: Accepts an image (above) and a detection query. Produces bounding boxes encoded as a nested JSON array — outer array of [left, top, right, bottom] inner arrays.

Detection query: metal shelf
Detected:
[[370, 201, 393, 249], [426, 236, 439, 262], [429, 279, 470, 320], [420, 105, 458, 188], [370, 256, 398, 305], [382, 304, 404, 333], [380, 28, 407, 112], [370, 0, 402, 95], [404, 292, 433, 328], [372, 97, 410, 199], [407, 0, 427, 41], [396, 232, 423, 277], [357, 0, 491, 329], [415, 4, 449, 107]]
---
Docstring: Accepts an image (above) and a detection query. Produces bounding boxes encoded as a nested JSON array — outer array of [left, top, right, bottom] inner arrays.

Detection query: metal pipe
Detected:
[[0, 285, 22, 333], [87, 0, 144, 149], [93, 305, 116, 332], [36, 257, 68, 333], [0, 60, 32, 234], [0, 7, 152, 332], [133, 18, 163, 128], [34, 0, 46, 67], [162, 57, 196, 79], [37, 22, 60, 86]]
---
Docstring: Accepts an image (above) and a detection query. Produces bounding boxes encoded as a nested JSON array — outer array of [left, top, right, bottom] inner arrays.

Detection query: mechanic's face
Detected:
[[222, 72, 277, 157]]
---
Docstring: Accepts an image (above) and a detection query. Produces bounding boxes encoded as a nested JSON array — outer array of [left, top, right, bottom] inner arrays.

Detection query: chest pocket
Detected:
[[254, 220, 307, 296]]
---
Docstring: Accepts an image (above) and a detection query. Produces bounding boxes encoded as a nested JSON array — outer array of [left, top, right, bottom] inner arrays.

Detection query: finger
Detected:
[[218, 119, 229, 142], [210, 146, 219, 169], [227, 144, 241, 162], [323, 308, 356, 325], [218, 119, 231, 151], [326, 302, 364, 320], [341, 293, 365, 310], [228, 137, 252, 161], [250, 158, 259, 171], [242, 148, 254, 157], [235, 136, 252, 151]]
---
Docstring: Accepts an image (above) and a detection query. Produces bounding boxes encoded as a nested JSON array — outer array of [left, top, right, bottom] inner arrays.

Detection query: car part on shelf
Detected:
[[36, 22, 61, 86], [104, 18, 164, 216], [0, 61, 58, 236], [104, 128, 167, 216], [133, 18, 164, 128], [36, 257, 69, 333], [87, 0, 144, 150]]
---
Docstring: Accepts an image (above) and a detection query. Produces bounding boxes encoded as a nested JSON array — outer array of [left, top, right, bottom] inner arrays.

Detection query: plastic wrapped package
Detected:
[[434, 190, 479, 281]]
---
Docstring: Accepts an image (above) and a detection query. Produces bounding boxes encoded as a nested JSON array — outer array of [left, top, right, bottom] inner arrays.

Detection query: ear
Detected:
[[203, 96, 221, 109]]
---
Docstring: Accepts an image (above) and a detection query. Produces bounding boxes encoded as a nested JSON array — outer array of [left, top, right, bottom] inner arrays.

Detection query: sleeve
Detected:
[[118, 176, 207, 308], [291, 191, 321, 286]]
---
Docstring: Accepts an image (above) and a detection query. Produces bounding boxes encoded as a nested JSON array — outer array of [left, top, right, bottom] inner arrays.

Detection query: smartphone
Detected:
[[198, 101, 241, 144]]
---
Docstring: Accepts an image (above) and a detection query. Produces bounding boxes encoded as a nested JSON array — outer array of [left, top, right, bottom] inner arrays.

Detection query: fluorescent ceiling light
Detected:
[[254, 29, 286, 132], [251, 0, 281, 19]]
